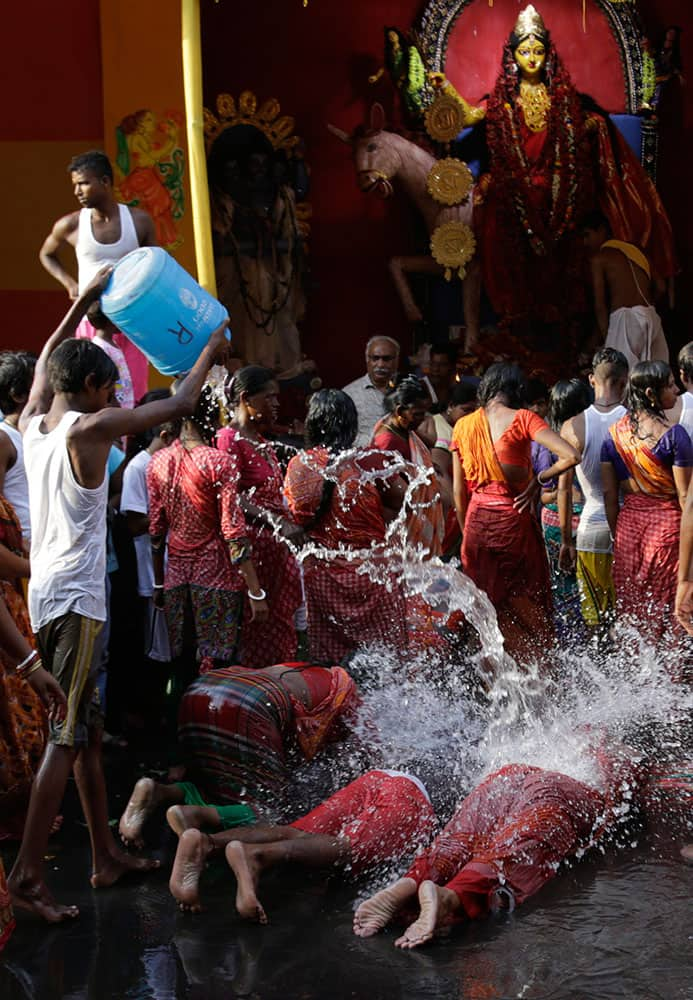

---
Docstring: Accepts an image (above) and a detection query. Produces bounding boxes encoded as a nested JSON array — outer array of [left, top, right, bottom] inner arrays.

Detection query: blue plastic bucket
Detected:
[[101, 247, 229, 376]]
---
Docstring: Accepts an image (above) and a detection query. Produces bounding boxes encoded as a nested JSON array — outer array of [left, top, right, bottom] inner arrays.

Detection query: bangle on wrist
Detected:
[[248, 588, 267, 602], [17, 649, 39, 671], [23, 659, 43, 679], [537, 472, 547, 487], [153, 584, 164, 590]]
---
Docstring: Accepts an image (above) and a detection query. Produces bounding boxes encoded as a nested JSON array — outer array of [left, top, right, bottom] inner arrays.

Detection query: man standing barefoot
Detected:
[[9, 270, 230, 923]]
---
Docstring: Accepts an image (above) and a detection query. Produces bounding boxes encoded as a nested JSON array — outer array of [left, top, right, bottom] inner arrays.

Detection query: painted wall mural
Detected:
[[115, 109, 186, 250]]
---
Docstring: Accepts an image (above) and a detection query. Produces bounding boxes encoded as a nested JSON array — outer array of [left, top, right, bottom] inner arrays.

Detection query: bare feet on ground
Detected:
[[169, 829, 213, 912], [681, 843, 693, 864], [9, 875, 79, 923], [394, 881, 459, 950], [119, 777, 162, 848], [225, 841, 268, 924], [353, 878, 417, 937], [91, 849, 160, 888]]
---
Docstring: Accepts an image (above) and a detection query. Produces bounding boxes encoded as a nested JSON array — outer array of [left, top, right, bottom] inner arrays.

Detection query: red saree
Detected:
[[284, 448, 408, 662], [0, 496, 47, 839], [452, 411, 552, 661]]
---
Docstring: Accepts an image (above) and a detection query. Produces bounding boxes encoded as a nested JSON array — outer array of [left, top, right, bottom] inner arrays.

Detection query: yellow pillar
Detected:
[[181, 0, 217, 296]]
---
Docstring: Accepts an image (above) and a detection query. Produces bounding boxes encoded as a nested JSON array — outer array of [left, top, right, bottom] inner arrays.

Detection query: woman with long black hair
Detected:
[[601, 361, 691, 644], [284, 389, 407, 661]]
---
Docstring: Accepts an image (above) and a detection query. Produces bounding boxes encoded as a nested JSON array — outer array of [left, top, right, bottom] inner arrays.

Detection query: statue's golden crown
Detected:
[[203, 91, 300, 153], [513, 5, 548, 44]]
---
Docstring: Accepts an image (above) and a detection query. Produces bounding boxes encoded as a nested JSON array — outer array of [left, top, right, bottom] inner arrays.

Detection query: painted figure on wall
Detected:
[[116, 109, 185, 251], [205, 93, 309, 377]]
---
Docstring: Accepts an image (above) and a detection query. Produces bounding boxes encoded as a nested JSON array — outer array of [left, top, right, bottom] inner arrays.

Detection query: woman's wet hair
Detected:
[[383, 374, 429, 415], [47, 339, 118, 395], [304, 389, 358, 452], [171, 377, 219, 445], [225, 365, 276, 406], [548, 378, 591, 432], [626, 360, 672, 429], [0, 351, 36, 414], [477, 363, 527, 409]]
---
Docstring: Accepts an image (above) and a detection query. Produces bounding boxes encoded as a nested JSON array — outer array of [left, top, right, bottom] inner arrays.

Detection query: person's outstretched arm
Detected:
[[19, 266, 113, 432]]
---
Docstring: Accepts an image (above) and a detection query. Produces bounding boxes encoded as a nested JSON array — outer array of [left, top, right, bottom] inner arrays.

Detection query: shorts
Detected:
[[291, 770, 436, 874], [36, 612, 104, 750], [176, 781, 256, 830]]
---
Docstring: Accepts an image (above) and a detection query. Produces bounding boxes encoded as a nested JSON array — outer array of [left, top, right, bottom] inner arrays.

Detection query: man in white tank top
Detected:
[[9, 266, 232, 924], [559, 348, 628, 637], [0, 351, 35, 543], [665, 341, 693, 440], [39, 150, 156, 401]]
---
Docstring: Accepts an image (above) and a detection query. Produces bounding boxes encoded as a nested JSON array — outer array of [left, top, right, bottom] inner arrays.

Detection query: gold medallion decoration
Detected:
[[430, 222, 476, 281], [427, 158, 473, 206], [424, 93, 467, 143], [203, 91, 300, 153]]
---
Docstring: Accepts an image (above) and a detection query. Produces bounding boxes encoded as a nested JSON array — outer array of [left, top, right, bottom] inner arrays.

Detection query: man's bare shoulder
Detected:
[[50, 211, 81, 241], [562, 411, 585, 451], [127, 205, 156, 245]]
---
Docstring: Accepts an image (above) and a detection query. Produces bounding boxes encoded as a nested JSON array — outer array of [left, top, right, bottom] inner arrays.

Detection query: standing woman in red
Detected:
[[217, 367, 303, 666], [601, 361, 691, 646], [451, 364, 579, 661]]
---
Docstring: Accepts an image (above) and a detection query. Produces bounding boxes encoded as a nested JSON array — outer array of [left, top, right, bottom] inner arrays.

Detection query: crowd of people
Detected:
[[0, 148, 690, 958]]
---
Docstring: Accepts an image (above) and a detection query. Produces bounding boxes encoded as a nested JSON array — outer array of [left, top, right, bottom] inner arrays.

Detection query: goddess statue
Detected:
[[458, 5, 676, 338]]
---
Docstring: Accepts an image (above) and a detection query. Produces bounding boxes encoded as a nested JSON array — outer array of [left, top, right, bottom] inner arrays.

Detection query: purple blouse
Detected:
[[600, 423, 693, 481]]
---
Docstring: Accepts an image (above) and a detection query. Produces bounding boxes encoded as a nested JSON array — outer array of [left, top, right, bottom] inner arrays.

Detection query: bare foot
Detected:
[[395, 881, 459, 950], [353, 878, 417, 937], [166, 804, 220, 838], [9, 875, 79, 923], [119, 777, 162, 848], [91, 849, 160, 888], [681, 844, 693, 864], [225, 841, 267, 924], [169, 829, 213, 912]]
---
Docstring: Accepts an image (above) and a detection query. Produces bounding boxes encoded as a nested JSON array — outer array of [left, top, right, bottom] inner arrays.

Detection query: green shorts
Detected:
[[176, 781, 256, 830], [37, 612, 104, 750]]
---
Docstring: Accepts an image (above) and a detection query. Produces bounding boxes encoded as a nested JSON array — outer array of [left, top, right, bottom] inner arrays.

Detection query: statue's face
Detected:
[[514, 37, 546, 80]]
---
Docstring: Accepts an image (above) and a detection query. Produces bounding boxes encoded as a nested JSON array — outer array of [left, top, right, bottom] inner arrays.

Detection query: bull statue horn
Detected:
[[327, 123, 352, 145]]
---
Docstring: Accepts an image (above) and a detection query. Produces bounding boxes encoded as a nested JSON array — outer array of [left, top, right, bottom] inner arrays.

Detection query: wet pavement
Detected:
[[1, 756, 691, 1000]]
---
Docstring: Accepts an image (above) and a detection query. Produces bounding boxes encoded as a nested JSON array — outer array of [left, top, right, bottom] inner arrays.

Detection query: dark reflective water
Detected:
[[1, 772, 691, 1000]]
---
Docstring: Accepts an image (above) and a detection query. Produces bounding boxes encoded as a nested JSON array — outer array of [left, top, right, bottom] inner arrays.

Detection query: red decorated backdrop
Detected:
[[1, 0, 690, 386]]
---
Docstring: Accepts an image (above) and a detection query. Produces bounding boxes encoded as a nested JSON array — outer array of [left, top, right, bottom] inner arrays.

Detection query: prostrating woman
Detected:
[[147, 384, 268, 673], [217, 367, 303, 667], [601, 361, 691, 645], [118, 661, 359, 843], [451, 364, 580, 660], [371, 375, 445, 558], [284, 390, 408, 662]]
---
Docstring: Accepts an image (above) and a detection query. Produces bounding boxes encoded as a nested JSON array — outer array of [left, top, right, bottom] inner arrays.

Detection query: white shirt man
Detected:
[[342, 336, 400, 447]]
